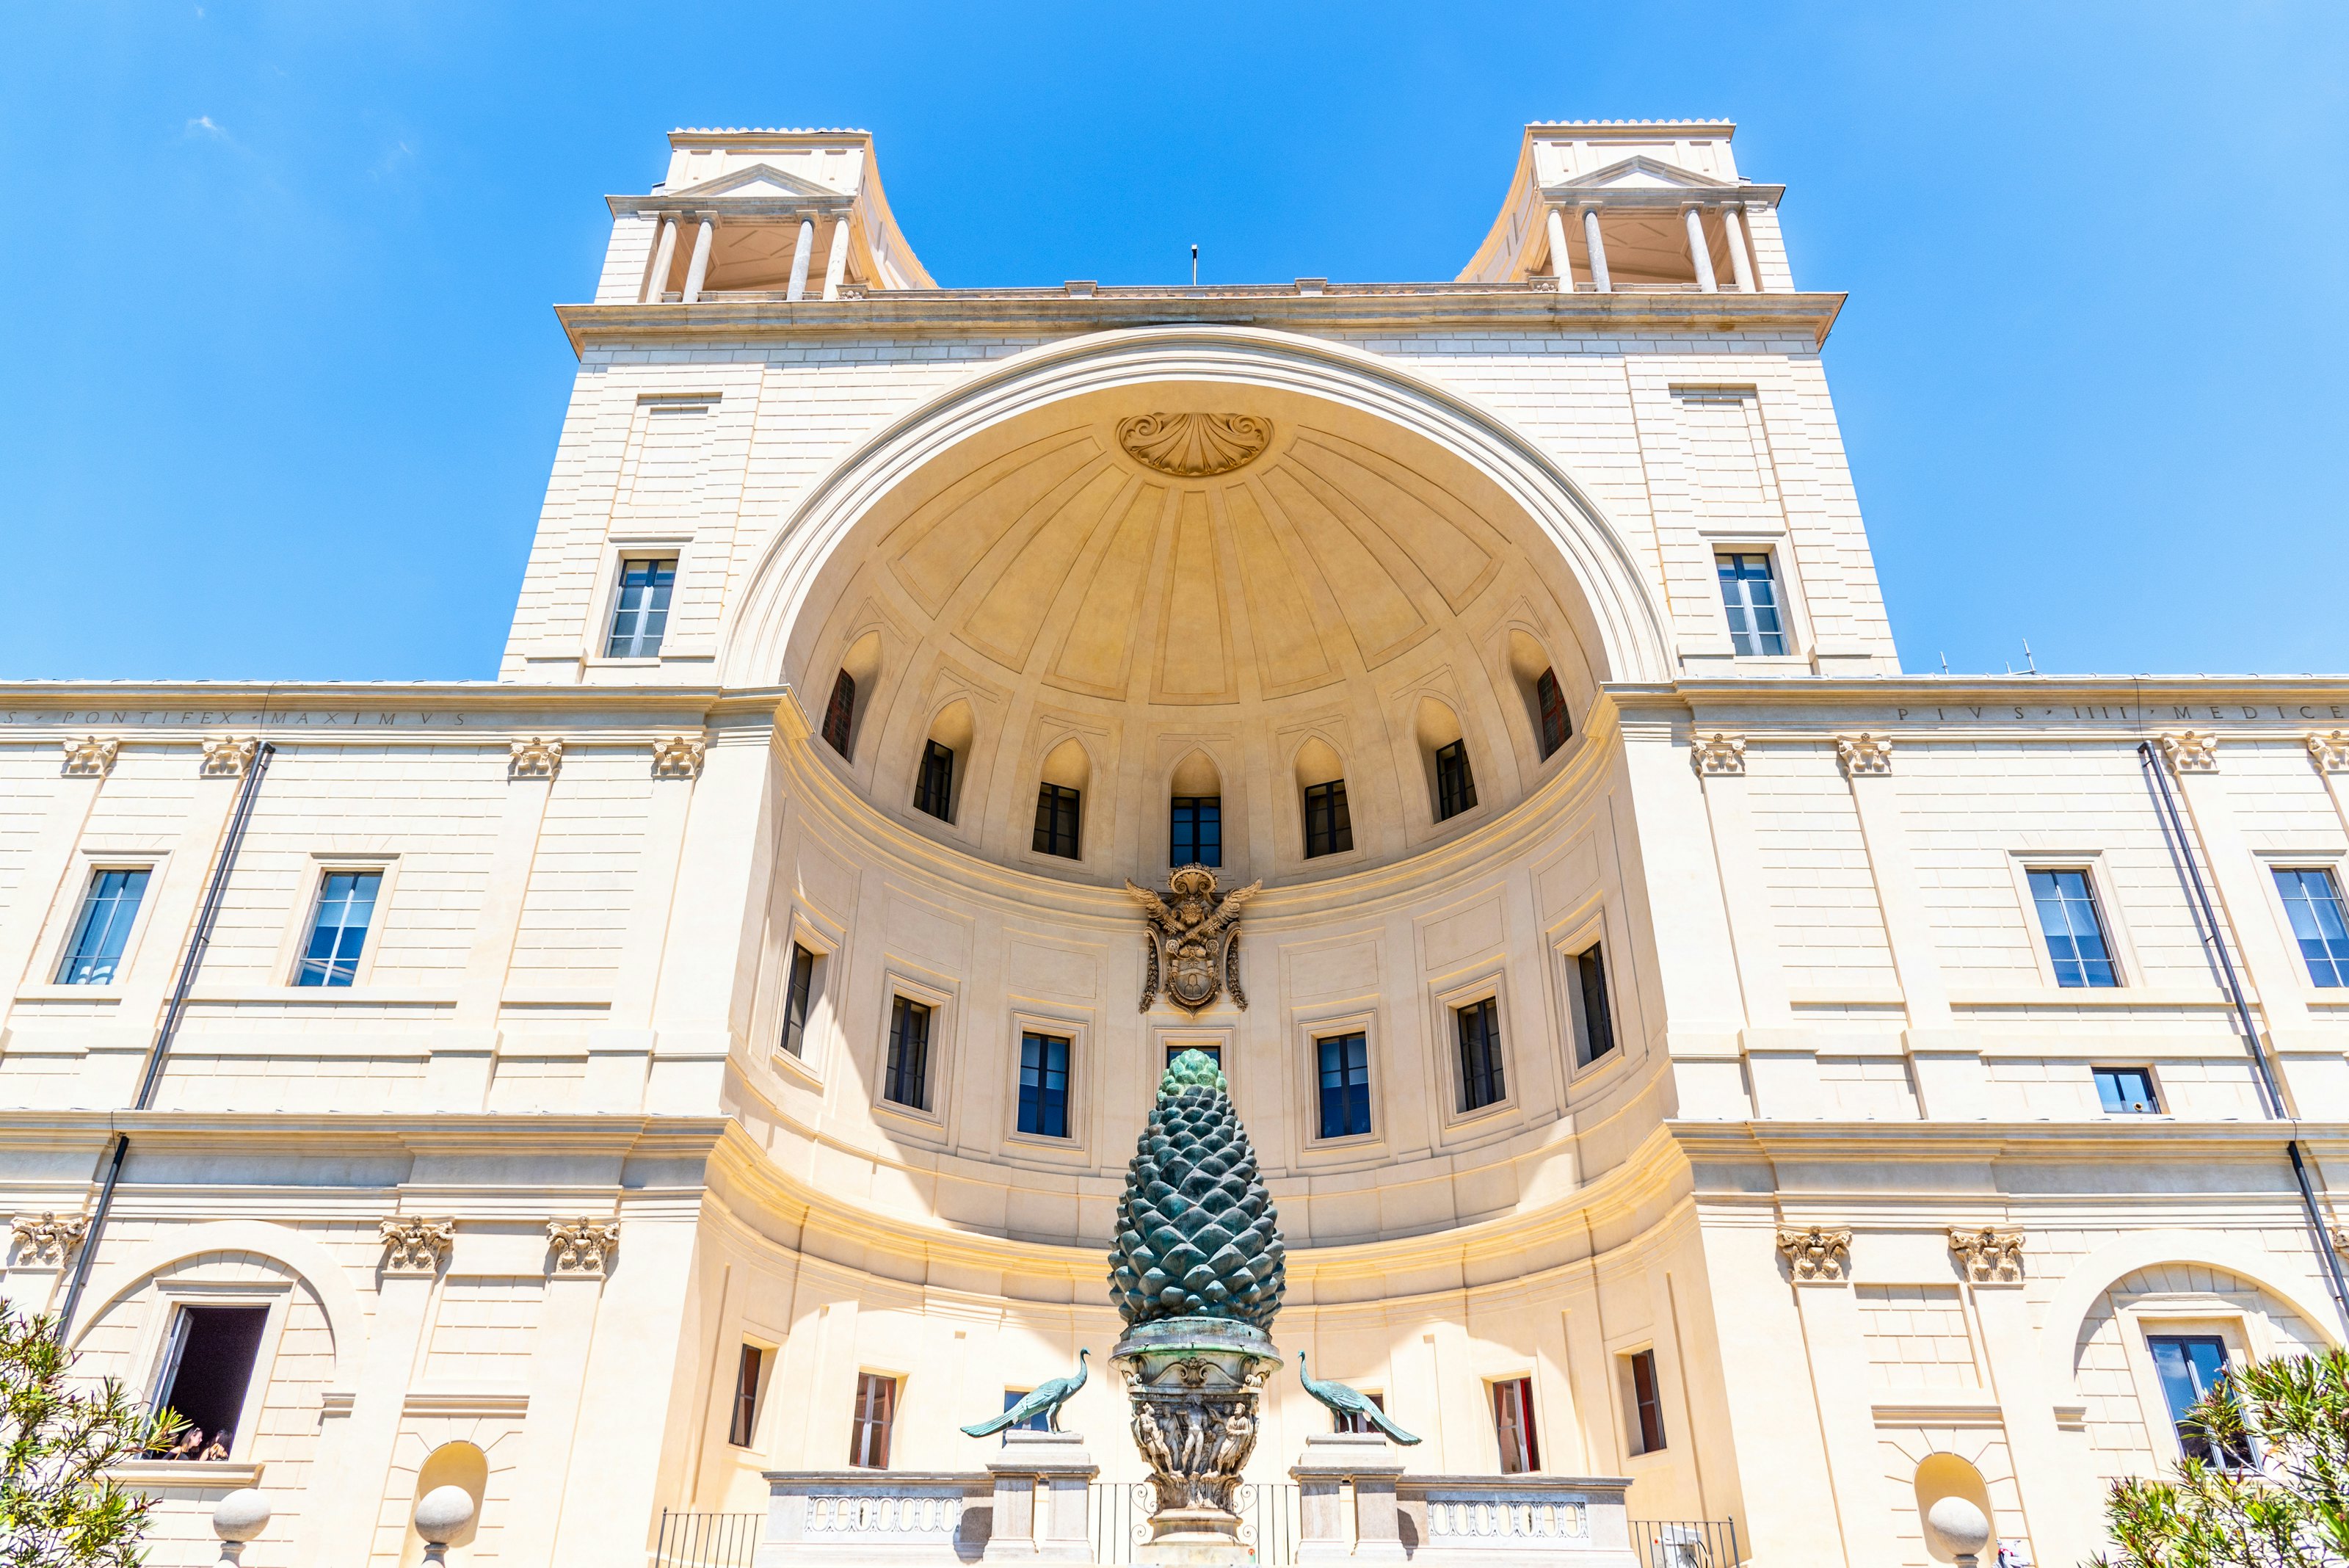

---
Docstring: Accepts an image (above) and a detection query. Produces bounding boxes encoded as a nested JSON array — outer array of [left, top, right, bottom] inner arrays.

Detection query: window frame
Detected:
[[2025, 865, 2123, 989], [914, 738, 958, 823], [276, 858, 398, 990], [2260, 857, 2349, 992], [764, 909, 841, 1086], [1432, 738, 1478, 824], [134, 1279, 293, 1467], [1031, 782, 1082, 860], [1622, 1349, 1667, 1457], [780, 942, 821, 1061], [884, 993, 935, 1114], [1169, 794, 1223, 869], [1534, 667, 1572, 760], [1428, 970, 1518, 1130], [728, 1341, 771, 1448], [53, 865, 156, 987], [1313, 1030, 1374, 1143], [1713, 548, 1790, 658], [871, 968, 956, 1137], [1453, 995, 1508, 1116], [1301, 777, 1354, 860], [2006, 853, 2140, 992], [1489, 1375, 1540, 1475], [821, 668, 859, 758], [1015, 1030, 1074, 1141], [2094, 1064, 2163, 1115], [601, 553, 682, 661], [848, 1371, 899, 1470]]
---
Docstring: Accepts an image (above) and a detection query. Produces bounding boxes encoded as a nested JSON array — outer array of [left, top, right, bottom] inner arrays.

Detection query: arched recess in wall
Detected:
[[823, 630, 882, 758], [2038, 1230, 2343, 1396], [915, 700, 976, 823], [1293, 738, 1352, 859], [1168, 749, 1224, 868], [401, 1441, 490, 1565], [68, 1219, 360, 1376], [722, 326, 1674, 694], [1412, 696, 1475, 823], [1911, 1453, 1997, 1567], [1033, 738, 1091, 859], [1506, 628, 1572, 759]]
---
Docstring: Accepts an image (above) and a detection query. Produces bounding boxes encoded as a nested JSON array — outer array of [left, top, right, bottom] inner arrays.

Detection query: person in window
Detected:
[[199, 1430, 231, 1461], [163, 1425, 205, 1459]]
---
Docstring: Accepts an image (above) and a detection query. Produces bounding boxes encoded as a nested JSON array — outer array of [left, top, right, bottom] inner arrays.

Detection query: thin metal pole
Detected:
[[2138, 741, 2349, 1334], [56, 742, 275, 1337]]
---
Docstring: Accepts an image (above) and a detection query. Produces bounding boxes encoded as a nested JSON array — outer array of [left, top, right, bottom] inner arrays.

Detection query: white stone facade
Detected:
[[4, 120, 2346, 1568]]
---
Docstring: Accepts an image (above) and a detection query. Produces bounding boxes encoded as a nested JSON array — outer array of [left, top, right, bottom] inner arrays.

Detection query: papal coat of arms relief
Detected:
[[1124, 865, 1262, 1014]]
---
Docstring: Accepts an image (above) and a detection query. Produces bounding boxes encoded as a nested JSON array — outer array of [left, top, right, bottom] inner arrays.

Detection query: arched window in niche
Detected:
[[1032, 739, 1089, 859], [1508, 631, 1572, 760], [1169, 749, 1222, 868], [823, 631, 881, 758], [1295, 738, 1352, 859], [1416, 698, 1477, 822], [916, 700, 973, 823]]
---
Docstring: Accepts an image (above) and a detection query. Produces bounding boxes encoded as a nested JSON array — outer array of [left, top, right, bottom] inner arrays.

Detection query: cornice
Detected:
[[1669, 1118, 2349, 1167], [1536, 182, 1785, 208], [0, 1111, 732, 1160], [1605, 675, 2349, 730], [552, 289, 1847, 356]]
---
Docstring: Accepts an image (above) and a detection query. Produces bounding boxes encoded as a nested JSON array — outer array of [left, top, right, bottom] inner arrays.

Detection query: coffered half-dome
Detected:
[[791, 382, 1604, 885]]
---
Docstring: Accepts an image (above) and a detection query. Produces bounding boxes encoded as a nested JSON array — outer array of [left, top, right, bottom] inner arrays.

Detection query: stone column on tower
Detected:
[[680, 217, 714, 303], [1685, 205, 1718, 292], [1580, 206, 1611, 292], [821, 214, 853, 300], [1722, 204, 1758, 292], [786, 216, 817, 302], [1545, 207, 1575, 290], [642, 216, 678, 304]]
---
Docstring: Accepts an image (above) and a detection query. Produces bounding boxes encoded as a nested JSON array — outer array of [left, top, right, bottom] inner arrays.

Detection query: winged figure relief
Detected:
[[1125, 865, 1262, 1013]]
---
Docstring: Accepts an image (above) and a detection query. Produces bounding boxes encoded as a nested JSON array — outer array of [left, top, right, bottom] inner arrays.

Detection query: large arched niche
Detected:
[[725, 327, 1669, 694], [730, 328, 1670, 884]]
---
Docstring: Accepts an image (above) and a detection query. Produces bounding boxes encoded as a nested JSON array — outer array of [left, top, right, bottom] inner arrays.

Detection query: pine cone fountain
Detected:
[[1109, 1050, 1287, 1561]]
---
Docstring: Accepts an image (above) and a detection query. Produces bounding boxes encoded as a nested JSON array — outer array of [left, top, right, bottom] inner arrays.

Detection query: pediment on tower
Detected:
[[669, 161, 843, 200], [1556, 153, 1734, 192]]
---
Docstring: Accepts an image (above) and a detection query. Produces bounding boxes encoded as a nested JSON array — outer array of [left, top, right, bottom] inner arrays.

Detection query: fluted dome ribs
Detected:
[[1108, 1050, 1287, 1329]]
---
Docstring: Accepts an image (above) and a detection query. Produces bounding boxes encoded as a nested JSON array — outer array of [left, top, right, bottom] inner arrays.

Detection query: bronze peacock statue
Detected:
[[960, 1349, 1089, 1437], [1297, 1351, 1420, 1443]]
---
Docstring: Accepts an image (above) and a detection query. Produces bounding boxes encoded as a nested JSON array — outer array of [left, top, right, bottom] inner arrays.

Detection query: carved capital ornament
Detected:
[[379, 1216, 454, 1276], [1116, 413, 1273, 478], [201, 736, 260, 777], [650, 736, 708, 777], [547, 1218, 620, 1276], [1947, 1226, 2025, 1283], [509, 738, 565, 779], [1776, 1225, 1853, 1282], [1691, 732, 1747, 776], [2308, 731, 2349, 773], [2158, 730, 2218, 773], [10, 1212, 90, 1268], [1834, 733, 1892, 777], [62, 737, 120, 777]]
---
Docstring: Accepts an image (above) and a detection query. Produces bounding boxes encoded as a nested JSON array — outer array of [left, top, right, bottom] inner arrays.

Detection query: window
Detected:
[[1302, 780, 1352, 859], [2030, 869, 2118, 987], [885, 996, 932, 1110], [1573, 943, 1616, 1065], [1171, 796, 1222, 868], [1017, 1032, 1071, 1139], [1000, 1389, 1050, 1434], [1491, 1376, 1539, 1474], [1032, 783, 1081, 859], [915, 740, 956, 821], [821, 669, 857, 756], [1434, 740, 1477, 821], [605, 556, 677, 658], [1456, 998, 1506, 1112], [1334, 1390, 1386, 1435], [849, 1372, 896, 1469], [1166, 1044, 1221, 1070], [1535, 669, 1571, 758], [294, 870, 380, 988], [729, 1344, 766, 1447], [2146, 1335, 2249, 1466], [151, 1305, 268, 1459], [2276, 868, 2349, 988], [1316, 1032, 1371, 1140], [1716, 552, 1787, 656], [780, 944, 817, 1058], [2096, 1066, 2160, 1114], [1624, 1350, 1666, 1455], [56, 868, 150, 985]]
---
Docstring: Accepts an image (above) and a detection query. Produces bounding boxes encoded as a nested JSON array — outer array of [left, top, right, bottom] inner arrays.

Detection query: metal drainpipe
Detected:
[[54, 741, 275, 1337], [2137, 740, 2349, 1334]]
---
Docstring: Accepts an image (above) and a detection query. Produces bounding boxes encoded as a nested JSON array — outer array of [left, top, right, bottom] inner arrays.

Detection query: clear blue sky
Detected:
[[3, 4, 2342, 681]]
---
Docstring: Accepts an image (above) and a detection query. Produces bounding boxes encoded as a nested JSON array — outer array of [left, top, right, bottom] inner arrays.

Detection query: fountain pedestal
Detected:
[[1111, 1318, 1282, 1566]]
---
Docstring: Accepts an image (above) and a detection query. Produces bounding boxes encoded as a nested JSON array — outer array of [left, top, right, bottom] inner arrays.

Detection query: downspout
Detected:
[[2137, 740, 2349, 1334], [55, 741, 275, 1337]]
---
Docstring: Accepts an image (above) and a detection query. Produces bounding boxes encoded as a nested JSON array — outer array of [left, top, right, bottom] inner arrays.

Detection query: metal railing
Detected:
[[1631, 1517, 1743, 1567], [650, 1509, 760, 1568], [1088, 1484, 1301, 1565]]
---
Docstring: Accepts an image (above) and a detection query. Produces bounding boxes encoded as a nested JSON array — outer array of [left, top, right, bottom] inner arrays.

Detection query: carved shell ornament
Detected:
[[1116, 413, 1273, 477]]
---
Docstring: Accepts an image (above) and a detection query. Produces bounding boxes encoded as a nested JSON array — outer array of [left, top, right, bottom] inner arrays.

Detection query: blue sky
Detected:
[[2, 3, 2343, 681]]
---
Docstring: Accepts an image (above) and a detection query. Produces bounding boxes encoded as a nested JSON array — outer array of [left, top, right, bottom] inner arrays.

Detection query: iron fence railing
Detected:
[[1631, 1517, 1743, 1567], [1088, 1483, 1301, 1566], [650, 1509, 760, 1568]]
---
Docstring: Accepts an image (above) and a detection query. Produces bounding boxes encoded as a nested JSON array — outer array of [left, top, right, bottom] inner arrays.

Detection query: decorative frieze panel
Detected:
[[1418, 1495, 1589, 1543], [2309, 731, 2349, 773], [2158, 730, 2218, 773], [10, 1211, 90, 1268], [1947, 1227, 2025, 1284], [201, 736, 259, 777], [60, 737, 120, 777], [804, 1492, 965, 1537], [1691, 732, 1747, 776], [651, 736, 708, 778], [546, 1217, 620, 1276], [509, 738, 565, 779], [379, 1216, 454, 1276], [1777, 1225, 1853, 1282], [1833, 733, 1891, 777]]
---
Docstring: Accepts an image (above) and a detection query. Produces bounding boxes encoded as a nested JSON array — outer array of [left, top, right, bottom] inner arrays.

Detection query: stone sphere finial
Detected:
[[211, 1489, 270, 1565], [413, 1485, 478, 1557], [1925, 1495, 1992, 1564]]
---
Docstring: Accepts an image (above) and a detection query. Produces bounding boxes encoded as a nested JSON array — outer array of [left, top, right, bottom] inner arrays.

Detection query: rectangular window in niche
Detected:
[[1536, 668, 1571, 758], [1624, 1349, 1666, 1455], [56, 868, 150, 985], [2030, 868, 2119, 987], [885, 996, 932, 1110], [1017, 1032, 1071, 1138], [729, 1344, 766, 1447], [1456, 997, 1506, 1112], [1032, 783, 1081, 858], [1716, 552, 1787, 656], [848, 1372, 896, 1468], [1434, 739, 1477, 821], [780, 944, 818, 1058], [915, 741, 956, 821], [1171, 796, 1221, 867], [2275, 867, 2349, 987], [606, 556, 677, 658], [294, 870, 380, 988], [2096, 1065, 2159, 1114], [152, 1305, 269, 1460], [1165, 1044, 1221, 1070], [821, 669, 857, 756], [1316, 1032, 1371, 1139], [1491, 1376, 1539, 1474], [1573, 943, 1616, 1065], [2146, 1334, 2249, 1466], [1302, 780, 1352, 858]]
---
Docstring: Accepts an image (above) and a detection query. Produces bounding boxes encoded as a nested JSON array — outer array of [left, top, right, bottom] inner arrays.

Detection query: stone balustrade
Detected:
[[1398, 1476, 1634, 1564], [757, 1472, 990, 1566]]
